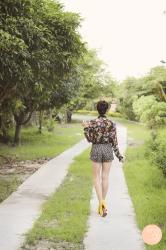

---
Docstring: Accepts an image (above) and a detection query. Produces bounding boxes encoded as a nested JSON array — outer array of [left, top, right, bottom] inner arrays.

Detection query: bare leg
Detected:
[[102, 161, 112, 200], [92, 161, 103, 203]]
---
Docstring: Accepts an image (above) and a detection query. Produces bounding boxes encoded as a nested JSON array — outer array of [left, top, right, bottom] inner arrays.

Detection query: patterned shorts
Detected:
[[89, 143, 114, 162]]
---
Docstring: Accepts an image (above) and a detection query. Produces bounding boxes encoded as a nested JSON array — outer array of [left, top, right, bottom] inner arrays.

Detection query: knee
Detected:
[[92, 174, 100, 183], [102, 174, 108, 182]]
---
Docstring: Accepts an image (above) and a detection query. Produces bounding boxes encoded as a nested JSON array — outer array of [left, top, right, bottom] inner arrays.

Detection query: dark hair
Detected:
[[96, 100, 109, 115]]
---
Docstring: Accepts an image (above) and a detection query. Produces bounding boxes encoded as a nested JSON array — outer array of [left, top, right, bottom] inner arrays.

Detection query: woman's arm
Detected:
[[83, 121, 94, 143], [109, 122, 123, 161]]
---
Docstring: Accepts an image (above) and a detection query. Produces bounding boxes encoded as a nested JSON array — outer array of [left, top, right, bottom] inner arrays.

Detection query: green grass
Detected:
[[120, 119, 149, 141], [0, 123, 84, 160], [2, 114, 165, 249], [22, 148, 92, 250], [120, 120, 166, 250], [0, 122, 84, 203], [0, 176, 22, 202]]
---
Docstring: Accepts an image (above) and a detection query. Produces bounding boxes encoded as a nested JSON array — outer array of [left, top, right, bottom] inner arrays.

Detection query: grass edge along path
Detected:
[[0, 123, 84, 203], [21, 147, 92, 250], [0, 123, 84, 161], [120, 121, 166, 250]]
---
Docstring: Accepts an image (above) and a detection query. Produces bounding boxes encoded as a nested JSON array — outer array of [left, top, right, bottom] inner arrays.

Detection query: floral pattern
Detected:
[[83, 116, 123, 161]]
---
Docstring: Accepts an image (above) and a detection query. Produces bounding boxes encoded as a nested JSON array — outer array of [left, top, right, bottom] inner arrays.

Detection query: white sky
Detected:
[[61, 0, 166, 81]]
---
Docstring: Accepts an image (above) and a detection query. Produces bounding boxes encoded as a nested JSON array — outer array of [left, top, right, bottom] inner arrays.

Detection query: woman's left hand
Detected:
[[119, 156, 125, 163]]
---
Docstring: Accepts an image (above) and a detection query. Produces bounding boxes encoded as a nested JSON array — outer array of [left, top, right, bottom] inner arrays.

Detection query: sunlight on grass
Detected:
[[0, 122, 85, 203], [0, 123, 84, 160], [0, 176, 21, 202], [120, 120, 166, 250], [22, 148, 92, 249]]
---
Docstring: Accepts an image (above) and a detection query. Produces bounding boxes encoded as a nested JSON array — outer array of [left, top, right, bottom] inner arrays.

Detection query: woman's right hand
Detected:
[[82, 120, 90, 128]]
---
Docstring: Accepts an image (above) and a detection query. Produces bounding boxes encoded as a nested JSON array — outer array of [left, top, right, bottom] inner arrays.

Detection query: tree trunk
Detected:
[[13, 110, 34, 145], [38, 110, 43, 133], [1, 125, 8, 143], [158, 82, 166, 102], [13, 122, 22, 145], [0, 115, 10, 143], [66, 110, 72, 123]]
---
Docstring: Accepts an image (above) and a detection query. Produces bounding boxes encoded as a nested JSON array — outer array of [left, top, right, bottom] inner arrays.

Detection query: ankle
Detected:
[[99, 199, 105, 205], [99, 199, 103, 204]]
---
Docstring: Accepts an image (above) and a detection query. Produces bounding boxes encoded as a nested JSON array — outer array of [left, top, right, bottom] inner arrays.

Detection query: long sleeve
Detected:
[[83, 122, 94, 143], [109, 122, 123, 161]]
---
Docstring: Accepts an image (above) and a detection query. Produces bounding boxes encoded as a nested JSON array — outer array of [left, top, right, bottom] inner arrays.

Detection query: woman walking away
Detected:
[[82, 100, 124, 217]]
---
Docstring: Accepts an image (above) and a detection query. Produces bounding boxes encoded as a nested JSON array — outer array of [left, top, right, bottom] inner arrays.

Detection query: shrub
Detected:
[[133, 95, 166, 129], [45, 118, 56, 132], [75, 110, 97, 115], [75, 109, 123, 117], [108, 111, 123, 118], [145, 130, 166, 176]]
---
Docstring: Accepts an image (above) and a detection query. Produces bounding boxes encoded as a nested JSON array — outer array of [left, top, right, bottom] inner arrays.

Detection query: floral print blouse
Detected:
[[83, 115, 123, 161]]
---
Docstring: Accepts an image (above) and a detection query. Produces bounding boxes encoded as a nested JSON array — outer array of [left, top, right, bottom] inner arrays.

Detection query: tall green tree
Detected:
[[133, 95, 166, 129], [63, 49, 113, 122], [118, 77, 140, 120], [118, 66, 166, 123], [0, 0, 85, 144], [141, 66, 166, 102]]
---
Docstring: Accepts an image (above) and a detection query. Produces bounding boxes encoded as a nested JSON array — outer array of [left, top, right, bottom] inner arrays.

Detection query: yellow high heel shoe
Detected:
[[98, 202, 103, 216], [98, 200, 108, 217], [101, 200, 108, 217]]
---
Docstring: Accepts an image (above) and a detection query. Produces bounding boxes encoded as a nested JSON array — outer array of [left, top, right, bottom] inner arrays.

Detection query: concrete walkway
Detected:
[[0, 139, 90, 250], [83, 123, 146, 250], [0, 119, 146, 250]]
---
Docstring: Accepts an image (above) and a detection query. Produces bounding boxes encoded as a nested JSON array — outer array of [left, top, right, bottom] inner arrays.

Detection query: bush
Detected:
[[108, 111, 123, 118], [75, 110, 97, 115], [145, 130, 166, 176], [75, 109, 123, 118], [44, 118, 56, 132], [133, 95, 166, 129]]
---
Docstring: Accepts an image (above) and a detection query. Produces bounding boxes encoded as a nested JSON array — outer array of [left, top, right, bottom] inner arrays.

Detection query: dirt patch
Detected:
[[21, 239, 84, 250], [0, 156, 52, 182], [0, 156, 53, 203]]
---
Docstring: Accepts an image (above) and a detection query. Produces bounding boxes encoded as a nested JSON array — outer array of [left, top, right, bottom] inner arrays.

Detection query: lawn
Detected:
[[120, 119, 166, 250], [0, 122, 84, 160], [0, 122, 85, 203], [21, 148, 92, 250], [77, 114, 166, 249], [1, 114, 165, 249], [0, 175, 22, 202]]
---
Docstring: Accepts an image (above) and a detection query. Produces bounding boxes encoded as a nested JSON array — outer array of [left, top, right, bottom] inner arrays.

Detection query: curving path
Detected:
[[0, 139, 90, 250], [0, 114, 145, 250]]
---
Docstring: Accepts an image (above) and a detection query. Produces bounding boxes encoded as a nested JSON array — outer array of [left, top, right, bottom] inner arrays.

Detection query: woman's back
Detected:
[[87, 116, 114, 144], [83, 115, 123, 161]]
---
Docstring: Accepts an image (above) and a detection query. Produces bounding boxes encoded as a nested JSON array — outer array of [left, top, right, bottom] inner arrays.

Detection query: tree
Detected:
[[63, 49, 114, 122], [136, 66, 166, 102], [0, 0, 85, 144], [118, 77, 140, 120], [117, 66, 166, 121], [133, 95, 166, 129]]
